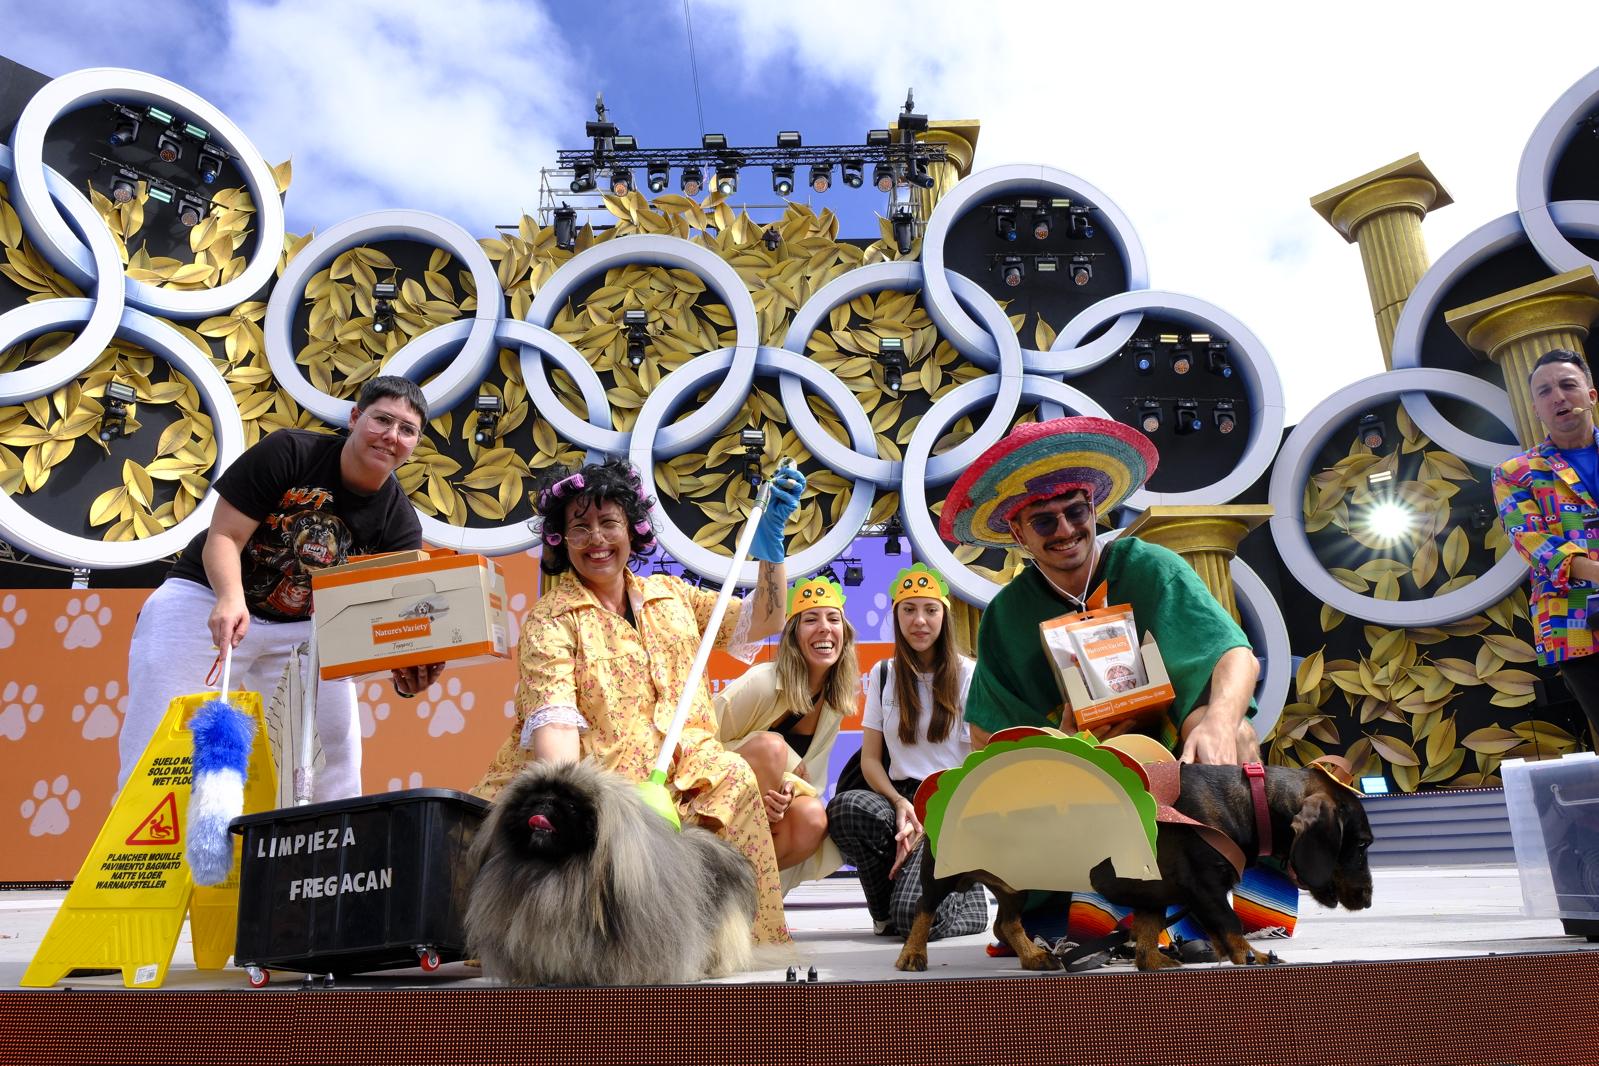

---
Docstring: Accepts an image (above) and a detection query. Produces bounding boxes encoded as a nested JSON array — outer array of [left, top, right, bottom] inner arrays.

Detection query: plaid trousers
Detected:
[[827, 783, 988, 940]]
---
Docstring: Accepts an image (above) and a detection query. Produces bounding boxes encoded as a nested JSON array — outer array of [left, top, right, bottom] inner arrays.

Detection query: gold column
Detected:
[[1444, 268, 1599, 450], [894, 119, 980, 221], [1310, 155, 1453, 367], [1120, 506, 1274, 623]]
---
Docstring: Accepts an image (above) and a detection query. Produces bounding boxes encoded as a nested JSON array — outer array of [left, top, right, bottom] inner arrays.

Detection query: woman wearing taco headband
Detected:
[[715, 576, 857, 891], [826, 564, 988, 939]]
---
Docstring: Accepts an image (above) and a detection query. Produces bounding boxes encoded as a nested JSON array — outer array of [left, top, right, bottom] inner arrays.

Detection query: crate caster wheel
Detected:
[[246, 966, 269, 988], [417, 947, 440, 972]]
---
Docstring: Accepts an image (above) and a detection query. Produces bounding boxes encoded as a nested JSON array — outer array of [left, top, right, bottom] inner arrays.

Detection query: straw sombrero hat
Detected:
[[938, 416, 1158, 548]]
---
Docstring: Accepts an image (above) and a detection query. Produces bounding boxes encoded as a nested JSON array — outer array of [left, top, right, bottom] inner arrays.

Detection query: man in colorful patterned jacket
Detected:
[[1492, 347, 1599, 744]]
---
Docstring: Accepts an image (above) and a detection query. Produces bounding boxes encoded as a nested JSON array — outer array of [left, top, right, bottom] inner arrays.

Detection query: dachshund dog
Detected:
[[894, 764, 1373, 973]]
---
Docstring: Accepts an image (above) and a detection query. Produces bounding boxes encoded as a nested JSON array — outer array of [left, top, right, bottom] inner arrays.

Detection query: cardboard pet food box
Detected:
[[1039, 604, 1176, 733], [312, 550, 512, 680]]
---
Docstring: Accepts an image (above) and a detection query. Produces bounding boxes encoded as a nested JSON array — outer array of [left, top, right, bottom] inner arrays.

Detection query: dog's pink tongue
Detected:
[[527, 814, 555, 832]]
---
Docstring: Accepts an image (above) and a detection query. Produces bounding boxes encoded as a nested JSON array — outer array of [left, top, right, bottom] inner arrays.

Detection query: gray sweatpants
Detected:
[[119, 578, 361, 801]]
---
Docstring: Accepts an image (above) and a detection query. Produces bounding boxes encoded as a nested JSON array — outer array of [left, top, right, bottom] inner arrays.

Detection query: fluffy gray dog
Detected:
[[465, 759, 757, 986]]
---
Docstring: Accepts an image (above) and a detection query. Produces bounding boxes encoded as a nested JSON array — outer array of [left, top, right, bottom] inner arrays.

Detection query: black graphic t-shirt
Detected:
[[168, 429, 422, 622]]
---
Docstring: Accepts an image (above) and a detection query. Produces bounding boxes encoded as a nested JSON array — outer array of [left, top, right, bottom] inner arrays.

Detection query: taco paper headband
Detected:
[[891, 563, 950, 607], [787, 576, 846, 618], [938, 416, 1160, 548]]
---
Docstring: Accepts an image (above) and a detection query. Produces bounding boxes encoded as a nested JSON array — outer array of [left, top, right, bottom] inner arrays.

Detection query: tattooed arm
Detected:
[[747, 559, 787, 641]]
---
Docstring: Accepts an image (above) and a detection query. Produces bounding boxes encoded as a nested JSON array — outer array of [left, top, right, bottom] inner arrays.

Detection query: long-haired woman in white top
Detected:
[[826, 564, 987, 938]]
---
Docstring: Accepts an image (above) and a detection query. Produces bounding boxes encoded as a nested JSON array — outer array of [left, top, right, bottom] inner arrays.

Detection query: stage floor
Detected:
[[2, 863, 1594, 989]]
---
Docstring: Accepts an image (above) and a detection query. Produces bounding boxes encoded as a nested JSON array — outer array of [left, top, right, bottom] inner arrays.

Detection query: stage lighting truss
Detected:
[[473, 392, 504, 446], [877, 336, 908, 393], [623, 308, 650, 369], [1133, 396, 1241, 437]]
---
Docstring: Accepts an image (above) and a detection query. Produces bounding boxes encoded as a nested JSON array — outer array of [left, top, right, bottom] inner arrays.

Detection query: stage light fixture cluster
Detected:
[[92, 153, 217, 229], [1132, 396, 1243, 437], [987, 252, 1100, 288], [104, 102, 232, 187]]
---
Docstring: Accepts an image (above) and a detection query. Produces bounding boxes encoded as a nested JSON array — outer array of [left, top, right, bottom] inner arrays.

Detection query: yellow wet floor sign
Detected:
[[22, 691, 277, 988]]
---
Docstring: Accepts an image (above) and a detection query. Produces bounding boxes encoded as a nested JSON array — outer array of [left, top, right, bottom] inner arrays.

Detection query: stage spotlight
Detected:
[[680, 165, 704, 196], [715, 164, 739, 196], [1032, 205, 1052, 240], [1139, 398, 1163, 434], [612, 134, 636, 151], [993, 204, 1018, 241], [646, 160, 670, 193], [107, 104, 141, 147], [908, 156, 935, 189], [1205, 340, 1232, 378], [1127, 338, 1154, 374], [702, 133, 728, 150], [999, 255, 1025, 288], [1069, 255, 1092, 286], [570, 164, 596, 193], [1174, 399, 1202, 434], [841, 158, 865, 188], [145, 182, 174, 207], [877, 336, 907, 393], [1213, 399, 1237, 435], [196, 143, 227, 185], [763, 226, 780, 252], [108, 168, 140, 205], [873, 162, 895, 193], [1068, 204, 1095, 240], [809, 163, 832, 194], [772, 165, 795, 197], [884, 517, 904, 556], [623, 309, 649, 369], [740, 427, 765, 489], [866, 129, 892, 147], [175, 193, 208, 228], [553, 204, 577, 251], [777, 130, 802, 149], [99, 380, 137, 442], [473, 393, 504, 447], [1163, 334, 1192, 375], [843, 560, 864, 586], [1035, 255, 1059, 273], [892, 204, 915, 255], [610, 167, 634, 195], [371, 281, 398, 334], [156, 128, 183, 164], [1470, 504, 1495, 532], [1365, 501, 1413, 540], [1357, 413, 1386, 450]]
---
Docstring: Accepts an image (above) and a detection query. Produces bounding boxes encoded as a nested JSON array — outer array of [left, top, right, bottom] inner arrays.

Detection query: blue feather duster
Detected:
[[186, 697, 254, 886]]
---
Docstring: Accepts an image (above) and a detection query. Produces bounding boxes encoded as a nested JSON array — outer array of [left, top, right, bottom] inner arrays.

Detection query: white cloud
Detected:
[[692, 0, 1599, 422], [218, 0, 585, 234]]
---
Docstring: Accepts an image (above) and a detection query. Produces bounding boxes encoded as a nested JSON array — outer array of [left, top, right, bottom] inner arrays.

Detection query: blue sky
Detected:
[[4, 0, 1599, 421]]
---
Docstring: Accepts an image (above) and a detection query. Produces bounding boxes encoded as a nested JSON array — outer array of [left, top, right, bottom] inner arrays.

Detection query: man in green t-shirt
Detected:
[[940, 415, 1260, 763]]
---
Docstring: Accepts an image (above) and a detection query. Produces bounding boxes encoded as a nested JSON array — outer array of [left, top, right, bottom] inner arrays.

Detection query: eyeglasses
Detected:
[[566, 518, 628, 547], [363, 410, 421, 441], [1021, 501, 1096, 537]]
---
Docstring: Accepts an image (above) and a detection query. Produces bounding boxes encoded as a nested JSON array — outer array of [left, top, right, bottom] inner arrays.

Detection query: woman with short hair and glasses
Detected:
[[472, 456, 806, 945], [121, 376, 442, 802]]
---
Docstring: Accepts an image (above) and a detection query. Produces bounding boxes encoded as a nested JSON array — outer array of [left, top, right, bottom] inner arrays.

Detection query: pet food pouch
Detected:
[[1042, 605, 1146, 702]]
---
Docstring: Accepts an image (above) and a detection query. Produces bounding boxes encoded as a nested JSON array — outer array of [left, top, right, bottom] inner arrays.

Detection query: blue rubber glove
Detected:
[[750, 466, 806, 563]]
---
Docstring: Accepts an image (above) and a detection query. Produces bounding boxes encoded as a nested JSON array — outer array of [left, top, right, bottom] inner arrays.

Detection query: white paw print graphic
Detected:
[[0, 593, 27, 650], [0, 681, 45, 741], [70, 681, 126, 741], [55, 593, 113, 650], [358, 681, 391, 739], [508, 592, 531, 635], [864, 592, 895, 640], [21, 775, 81, 836], [416, 677, 473, 737], [387, 771, 423, 791], [502, 698, 516, 720]]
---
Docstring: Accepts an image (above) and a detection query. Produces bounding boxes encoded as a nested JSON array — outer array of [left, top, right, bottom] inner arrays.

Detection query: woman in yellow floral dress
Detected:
[[473, 457, 803, 944]]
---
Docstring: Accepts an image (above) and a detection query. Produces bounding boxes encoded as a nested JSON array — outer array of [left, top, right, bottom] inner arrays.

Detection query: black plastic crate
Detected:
[[229, 788, 488, 982]]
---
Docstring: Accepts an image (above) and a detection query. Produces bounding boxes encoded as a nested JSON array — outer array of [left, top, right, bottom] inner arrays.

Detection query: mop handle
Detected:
[[218, 643, 232, 705], [296, 637, 320, 805], [652, 476, 778, 779]]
